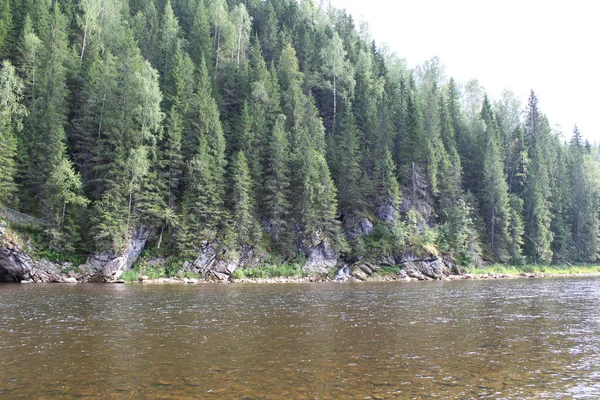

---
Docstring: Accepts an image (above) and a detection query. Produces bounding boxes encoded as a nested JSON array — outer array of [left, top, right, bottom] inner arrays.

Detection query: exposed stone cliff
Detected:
[[0, 222, 75, 283]]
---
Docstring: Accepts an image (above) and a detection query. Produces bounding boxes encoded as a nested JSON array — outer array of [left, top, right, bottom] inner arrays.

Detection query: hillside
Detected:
[[0, 0, 599, 279]]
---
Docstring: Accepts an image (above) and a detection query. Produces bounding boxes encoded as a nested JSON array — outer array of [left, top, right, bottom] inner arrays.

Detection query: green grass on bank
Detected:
[[119, 259, 600, 283], [230, 263, 308, 280], [376, 265, 402, 276], [120, 268, 203, 282], [463, 264, 600, 276]]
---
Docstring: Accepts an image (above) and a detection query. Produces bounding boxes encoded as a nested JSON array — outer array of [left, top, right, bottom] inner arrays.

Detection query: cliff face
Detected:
[[0, 222, 75, 283], [0, 222, 149, 283], [79, 226, 149, 282]]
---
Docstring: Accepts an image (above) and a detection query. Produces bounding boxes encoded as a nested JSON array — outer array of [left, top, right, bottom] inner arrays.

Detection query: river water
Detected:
[[1, 278, 600, 399]]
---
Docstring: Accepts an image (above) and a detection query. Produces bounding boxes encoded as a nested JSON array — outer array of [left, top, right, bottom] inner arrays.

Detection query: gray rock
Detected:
[[292, 230, 338, 274], [400, 259, 450, 281], [350, 268, 369, 281], [344, 215, 374, 240], [81, 226, 149, 282], [359, 218, 374, 236], [303, 235, 337, 274], [212, 271, 229, 281], [0, 222, 70, 283], [358, 264, 373, 275], [374, 199, 398, 224], [366, 263, 381, 272], [374, 255, 396, 266], [395, 251, 452, 281]]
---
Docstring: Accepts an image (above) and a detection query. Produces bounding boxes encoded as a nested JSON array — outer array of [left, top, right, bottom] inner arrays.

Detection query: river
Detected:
[[1, 278, 600, 399]]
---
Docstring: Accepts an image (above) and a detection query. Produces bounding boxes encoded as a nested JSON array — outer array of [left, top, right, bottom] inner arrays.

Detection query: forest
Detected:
[[0, 0, 599, 272]]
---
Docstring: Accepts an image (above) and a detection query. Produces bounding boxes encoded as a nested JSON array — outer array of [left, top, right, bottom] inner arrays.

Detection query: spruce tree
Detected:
[[229, 151, 259, 246], [21, 4, 71, 213], [480, 96, 511, 261], [523, 91, 554, 264], [0, 0, 12, 57], [86, 30, 163, 251], [262, 114, 291, 245], [334, 107, 363, 213], [0, 61, 27, 206], [568, 126, 600, 261]]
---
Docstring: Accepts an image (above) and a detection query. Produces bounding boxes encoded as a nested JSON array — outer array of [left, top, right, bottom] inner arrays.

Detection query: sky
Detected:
[[328, 0, 600, 143]]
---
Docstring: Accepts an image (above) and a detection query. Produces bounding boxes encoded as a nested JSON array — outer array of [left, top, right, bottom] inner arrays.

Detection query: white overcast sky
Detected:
[[328, 0, 599, 143]]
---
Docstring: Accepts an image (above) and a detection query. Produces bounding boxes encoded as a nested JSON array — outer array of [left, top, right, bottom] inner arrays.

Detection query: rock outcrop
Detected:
[[0, 222, 74, 283], [178, 231, 339, 280], [80, 226, 149, 282], [179, 243, 264, 280], [339, 251, 452, 282], [396, 251, 452, 280], [299, 231, 337, 274], [343, 214, 374, 240]]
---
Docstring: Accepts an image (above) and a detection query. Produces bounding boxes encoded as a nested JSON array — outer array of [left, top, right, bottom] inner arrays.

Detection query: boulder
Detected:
[[366, 263, 381, 272], [350, 268, 369, 281], [358, 264, 373, 275]]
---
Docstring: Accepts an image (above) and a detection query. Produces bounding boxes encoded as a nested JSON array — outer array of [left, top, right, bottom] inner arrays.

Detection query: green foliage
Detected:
[[0, 0, 598, 270], [377, 265, 402, 276], [229, 151, 259, 245], [362, 222, 405, 257], [465, 264, 600, 276], [120, 269, 140, 282], [0, 60, 26, 206], [231, 263, 304, 280], [11, 226, 86, 266]]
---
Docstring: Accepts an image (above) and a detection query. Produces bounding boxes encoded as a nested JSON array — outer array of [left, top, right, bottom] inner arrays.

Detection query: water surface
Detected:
[[1, 278, 600, 398]]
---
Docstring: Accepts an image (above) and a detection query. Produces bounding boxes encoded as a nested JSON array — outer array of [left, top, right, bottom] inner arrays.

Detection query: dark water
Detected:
[[1, 278, 600, 399]]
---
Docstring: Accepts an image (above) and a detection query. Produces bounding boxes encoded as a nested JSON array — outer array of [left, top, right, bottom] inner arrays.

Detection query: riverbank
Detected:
[[99, 266, 600, 285]]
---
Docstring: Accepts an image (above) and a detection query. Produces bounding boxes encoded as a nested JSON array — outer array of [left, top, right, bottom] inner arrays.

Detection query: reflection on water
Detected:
[[1, 278, 600, 398]]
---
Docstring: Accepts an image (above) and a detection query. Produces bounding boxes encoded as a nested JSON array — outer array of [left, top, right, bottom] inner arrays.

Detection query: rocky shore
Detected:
[[101, 270, 600, 285], [4, 221, 600, 285]]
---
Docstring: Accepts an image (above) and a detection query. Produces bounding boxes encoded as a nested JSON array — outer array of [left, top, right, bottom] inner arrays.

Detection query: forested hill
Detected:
[[0, 0, 598, 270]]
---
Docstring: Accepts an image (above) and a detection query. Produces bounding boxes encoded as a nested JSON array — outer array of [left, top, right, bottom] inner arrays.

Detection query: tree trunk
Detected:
[[236, 15, 242, 68], [61, 203, 66, 232], [157, 224, 164, 249], [80, 18, 89, 61], [127, 191, 133, 231], [333, 73, 337, 137]]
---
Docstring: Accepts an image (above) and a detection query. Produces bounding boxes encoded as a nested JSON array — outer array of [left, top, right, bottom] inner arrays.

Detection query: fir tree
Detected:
[[263, 114, 291, 244], [523, 91, 554, 264], [480, 96, 511, 261], [229, 151, 259, 246], [334, 107, 363, 213], [0, 61, 26, 206]]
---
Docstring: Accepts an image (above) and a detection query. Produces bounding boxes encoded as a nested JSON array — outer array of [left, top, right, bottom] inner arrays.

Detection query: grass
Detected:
[[376, 265, 402, 276], [120, 270, 140, 282], [230, 263, 306, 280], [464, 264, 600, 276], [176, 271, 203, 280]]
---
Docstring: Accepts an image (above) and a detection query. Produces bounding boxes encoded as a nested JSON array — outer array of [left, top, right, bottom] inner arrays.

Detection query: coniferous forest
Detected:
[[1, 0, 599, 273]]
